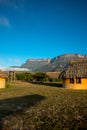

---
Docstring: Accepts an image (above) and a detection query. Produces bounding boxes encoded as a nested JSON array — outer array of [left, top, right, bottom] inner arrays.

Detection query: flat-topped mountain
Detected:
[[21, 58, 51, 71], [20, 54, 87, 72]]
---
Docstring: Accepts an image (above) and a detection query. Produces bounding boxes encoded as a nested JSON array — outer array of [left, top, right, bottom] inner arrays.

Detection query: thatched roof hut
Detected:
[[0, 70, 7, 88], [0, 71, 7, 78], [59, 59, 87, 89]]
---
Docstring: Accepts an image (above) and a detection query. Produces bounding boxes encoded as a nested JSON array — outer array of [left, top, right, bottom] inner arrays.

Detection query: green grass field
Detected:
[[0, 81, 87, 130]]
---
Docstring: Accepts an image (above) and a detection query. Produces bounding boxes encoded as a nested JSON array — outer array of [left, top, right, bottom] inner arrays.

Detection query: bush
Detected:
[[53, 78, 62, 82], [16, 73, 34, 82], [6, 83, 13, 88], [33, 72, 49, 82], [16, 73, 26, 81]]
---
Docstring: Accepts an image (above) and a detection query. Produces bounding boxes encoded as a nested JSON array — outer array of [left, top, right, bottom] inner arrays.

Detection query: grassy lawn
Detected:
[[0, 81, 87, 130]]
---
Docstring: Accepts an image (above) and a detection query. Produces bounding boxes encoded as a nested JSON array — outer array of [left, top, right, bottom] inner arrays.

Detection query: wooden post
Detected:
[[8, 71, 16, 82]]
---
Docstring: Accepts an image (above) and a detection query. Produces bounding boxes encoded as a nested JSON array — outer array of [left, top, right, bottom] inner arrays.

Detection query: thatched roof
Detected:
[[0, 71, 7, 78], [59, 59, 87, 78]]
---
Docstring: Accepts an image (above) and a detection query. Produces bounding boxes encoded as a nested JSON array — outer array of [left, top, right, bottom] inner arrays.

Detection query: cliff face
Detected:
[[21, 54, 87, 72], [21, 58, 51, 71]]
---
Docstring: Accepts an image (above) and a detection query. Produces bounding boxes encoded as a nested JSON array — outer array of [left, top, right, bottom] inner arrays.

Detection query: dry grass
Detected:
[[0, 81, 87, 130]]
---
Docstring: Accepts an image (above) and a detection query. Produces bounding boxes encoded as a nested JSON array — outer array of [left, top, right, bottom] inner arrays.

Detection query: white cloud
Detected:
[[0, 57, 31, 72], [0, 16, 11, 28], [0, 57, 32, 72], [0, 66, 31, 72], [5, 67, 30, 72]]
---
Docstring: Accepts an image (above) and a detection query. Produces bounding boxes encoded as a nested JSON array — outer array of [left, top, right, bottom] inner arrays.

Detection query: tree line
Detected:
[[16, 72, 61, 83]]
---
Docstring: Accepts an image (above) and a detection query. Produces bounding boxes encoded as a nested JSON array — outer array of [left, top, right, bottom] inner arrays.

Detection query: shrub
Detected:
[[6, 83, 13, 88], [33, 72, 49, 82]]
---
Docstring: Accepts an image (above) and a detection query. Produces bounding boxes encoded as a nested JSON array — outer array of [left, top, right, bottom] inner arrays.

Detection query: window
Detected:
[[70, 78, 74, 83], [76, 78, 81, 84]]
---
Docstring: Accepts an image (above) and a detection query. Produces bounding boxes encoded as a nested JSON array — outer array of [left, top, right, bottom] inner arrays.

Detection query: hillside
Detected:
[[21, 54, 87, 72]]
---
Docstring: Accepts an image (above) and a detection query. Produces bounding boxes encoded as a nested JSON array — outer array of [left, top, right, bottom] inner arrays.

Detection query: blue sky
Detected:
[[0, 0, 87, 67]]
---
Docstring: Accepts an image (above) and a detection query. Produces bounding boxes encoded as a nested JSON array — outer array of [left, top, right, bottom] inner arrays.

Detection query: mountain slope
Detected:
[[21, 54, 87, 72]]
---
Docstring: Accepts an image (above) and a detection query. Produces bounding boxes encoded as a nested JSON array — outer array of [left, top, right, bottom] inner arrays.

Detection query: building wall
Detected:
[[0, 78, 6, 88], [63, 78, 87, 89]]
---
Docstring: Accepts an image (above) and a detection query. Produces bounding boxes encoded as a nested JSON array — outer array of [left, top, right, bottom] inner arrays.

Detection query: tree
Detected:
[[33, 72, 49, 82]]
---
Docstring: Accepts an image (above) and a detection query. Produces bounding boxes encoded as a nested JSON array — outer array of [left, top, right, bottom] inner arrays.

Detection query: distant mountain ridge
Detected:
[[21, 54, 87, 72], [21, 58, 51, 71]]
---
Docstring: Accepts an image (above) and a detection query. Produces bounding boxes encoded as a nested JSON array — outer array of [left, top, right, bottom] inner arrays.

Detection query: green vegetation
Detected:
[[52, 78, 62, 82], [16, 72, 34, 81], [0, 81, 87, 130], [33, 72, 50, 82], [16, 72, 59, 83], [6, 82, 14, 88]]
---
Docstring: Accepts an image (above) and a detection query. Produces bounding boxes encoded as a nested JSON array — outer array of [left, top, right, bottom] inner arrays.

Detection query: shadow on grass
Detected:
[[0, 94, 45, 129], [31, 82, 63, 88]]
